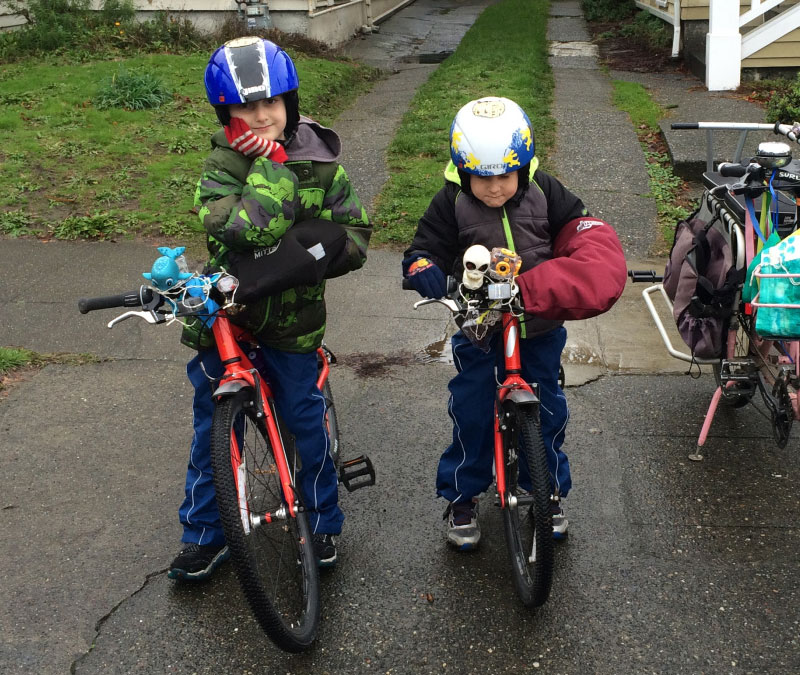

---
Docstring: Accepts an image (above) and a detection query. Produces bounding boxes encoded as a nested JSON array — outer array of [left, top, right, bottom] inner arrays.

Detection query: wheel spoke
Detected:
[[210, 393, 320, 652]]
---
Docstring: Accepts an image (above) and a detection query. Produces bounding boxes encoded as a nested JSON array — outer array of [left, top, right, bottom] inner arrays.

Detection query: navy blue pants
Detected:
[[178, 345, 343, 546], [436, 326, 571, 504]]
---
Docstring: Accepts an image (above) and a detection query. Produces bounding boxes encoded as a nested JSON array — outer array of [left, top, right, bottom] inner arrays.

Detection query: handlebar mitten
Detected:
[[404, 257, 447, 299]]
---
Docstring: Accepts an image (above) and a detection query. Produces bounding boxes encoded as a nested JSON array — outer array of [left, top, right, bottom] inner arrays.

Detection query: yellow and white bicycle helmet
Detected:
[[450, 97, 535, 176]]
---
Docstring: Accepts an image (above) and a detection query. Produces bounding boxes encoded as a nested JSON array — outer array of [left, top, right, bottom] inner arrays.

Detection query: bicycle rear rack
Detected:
[[640, 284, 719, 365]]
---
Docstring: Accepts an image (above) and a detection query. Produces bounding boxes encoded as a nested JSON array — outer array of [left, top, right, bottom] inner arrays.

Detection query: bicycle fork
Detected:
[[494, 312, 540, 509], [210, 314, 301, 525]]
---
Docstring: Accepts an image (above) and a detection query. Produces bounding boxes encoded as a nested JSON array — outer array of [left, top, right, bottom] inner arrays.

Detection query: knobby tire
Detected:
[[501, 405, 554, 608], [210, 390, 321, 652]]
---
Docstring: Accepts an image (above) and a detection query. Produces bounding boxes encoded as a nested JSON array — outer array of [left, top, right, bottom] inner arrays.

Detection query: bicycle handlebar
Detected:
[[78, 286, 155, 314], [671, 121, 800, 143], [718, 162, 748, 178]]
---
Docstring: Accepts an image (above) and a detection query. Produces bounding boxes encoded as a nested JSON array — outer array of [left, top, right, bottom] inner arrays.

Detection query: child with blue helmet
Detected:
[[168, 37, 371, 580], [403, 96, 627, 549]]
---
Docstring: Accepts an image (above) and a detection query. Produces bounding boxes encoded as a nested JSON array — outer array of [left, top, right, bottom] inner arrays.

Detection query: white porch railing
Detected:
[[634, 0, 682, 58], [707, 0, 800, 90]]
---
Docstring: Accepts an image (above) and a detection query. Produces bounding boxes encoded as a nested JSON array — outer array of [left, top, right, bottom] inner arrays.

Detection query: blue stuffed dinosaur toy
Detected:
[[143, 246, 193, 291]]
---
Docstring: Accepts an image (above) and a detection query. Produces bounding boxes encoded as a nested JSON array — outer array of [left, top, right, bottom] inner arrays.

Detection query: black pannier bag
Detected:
[[662, 203, 744, 359]]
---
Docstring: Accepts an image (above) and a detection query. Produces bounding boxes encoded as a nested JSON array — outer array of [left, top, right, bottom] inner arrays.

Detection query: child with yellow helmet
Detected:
[[403, 96, 627, 549]]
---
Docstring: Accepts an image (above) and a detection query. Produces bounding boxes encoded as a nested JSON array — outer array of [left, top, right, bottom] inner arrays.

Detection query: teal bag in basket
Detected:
[[754, 231, 800, 338]]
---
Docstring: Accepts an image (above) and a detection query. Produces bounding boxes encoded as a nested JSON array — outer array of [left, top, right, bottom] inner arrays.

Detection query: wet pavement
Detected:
[[1, 1, 799, 673]]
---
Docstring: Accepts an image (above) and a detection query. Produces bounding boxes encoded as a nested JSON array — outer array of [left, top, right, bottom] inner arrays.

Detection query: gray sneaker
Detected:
[[446, 499, 480, 549], [552, 500, 568, 539]]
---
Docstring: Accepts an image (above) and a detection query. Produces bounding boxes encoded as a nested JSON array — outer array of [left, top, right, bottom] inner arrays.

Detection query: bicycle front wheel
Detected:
[[210, 390, 320, 653], [500, 405, 554, 608]]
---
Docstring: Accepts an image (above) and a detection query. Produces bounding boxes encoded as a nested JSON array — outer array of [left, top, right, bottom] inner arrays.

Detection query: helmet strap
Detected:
[[283, 89, 300, 140], [215, 105, 231, 127]]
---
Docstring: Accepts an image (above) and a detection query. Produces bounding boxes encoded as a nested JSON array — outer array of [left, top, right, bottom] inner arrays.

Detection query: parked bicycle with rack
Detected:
[[78, 249, 375, 652], [630, 121, 800, 456]]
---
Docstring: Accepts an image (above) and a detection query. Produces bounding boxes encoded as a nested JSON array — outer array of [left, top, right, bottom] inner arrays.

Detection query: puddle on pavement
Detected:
[[399, 51, 454, 64], [418, 339, 601, 369], [418, 337, 454, 365]]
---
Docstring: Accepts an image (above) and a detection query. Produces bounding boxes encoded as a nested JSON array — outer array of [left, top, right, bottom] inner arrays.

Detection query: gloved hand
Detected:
[[405, 257, 446, 298], [224, 117, 288, 162]]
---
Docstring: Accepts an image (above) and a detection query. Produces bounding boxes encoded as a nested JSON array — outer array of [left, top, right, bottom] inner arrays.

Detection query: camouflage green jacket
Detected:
[[194, 117, 371, 352]]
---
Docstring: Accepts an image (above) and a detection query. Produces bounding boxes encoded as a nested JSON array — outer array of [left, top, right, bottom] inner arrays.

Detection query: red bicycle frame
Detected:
[[493, 311, 538, 508], [210, 310, 330, 520]]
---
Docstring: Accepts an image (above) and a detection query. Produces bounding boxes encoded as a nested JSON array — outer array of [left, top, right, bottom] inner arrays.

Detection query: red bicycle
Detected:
[[407, 246, 554, 607], [78, 250, 374, 652]]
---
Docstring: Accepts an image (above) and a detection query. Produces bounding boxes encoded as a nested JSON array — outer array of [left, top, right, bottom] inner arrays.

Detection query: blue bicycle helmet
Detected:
[[205, 36, 300, 134]]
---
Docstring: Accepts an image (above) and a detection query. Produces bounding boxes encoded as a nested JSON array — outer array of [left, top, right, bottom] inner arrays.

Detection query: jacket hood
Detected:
[[286, 116, 341, 162]]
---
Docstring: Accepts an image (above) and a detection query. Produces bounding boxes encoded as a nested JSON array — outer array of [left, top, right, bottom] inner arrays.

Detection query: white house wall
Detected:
[[1, 0, 412, 46]]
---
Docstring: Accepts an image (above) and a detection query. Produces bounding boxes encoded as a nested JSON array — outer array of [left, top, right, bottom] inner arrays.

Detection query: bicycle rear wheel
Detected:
[[500, 404, 554, 608], [210, 390, 320, 652]]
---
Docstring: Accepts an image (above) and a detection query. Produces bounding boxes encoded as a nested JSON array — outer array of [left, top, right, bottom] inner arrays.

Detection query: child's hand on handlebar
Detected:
[[224, 118, 289, 162], [405, 257, 447, 299]]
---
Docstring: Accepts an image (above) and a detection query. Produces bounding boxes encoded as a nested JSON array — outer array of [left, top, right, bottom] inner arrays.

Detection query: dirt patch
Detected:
[[587, 21, 683, 74], [335, 351, 417, 378]]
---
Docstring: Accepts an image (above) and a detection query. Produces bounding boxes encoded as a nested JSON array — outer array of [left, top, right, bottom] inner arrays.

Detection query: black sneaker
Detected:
[[167, 543, 230, 581], [312, 533, 337, 567]]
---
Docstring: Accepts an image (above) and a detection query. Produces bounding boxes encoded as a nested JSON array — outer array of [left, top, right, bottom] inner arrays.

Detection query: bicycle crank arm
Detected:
[[337, 454, 376, 492]]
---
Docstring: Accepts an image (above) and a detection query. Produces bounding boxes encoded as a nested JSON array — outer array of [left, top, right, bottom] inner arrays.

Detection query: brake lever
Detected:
[[413, 297, 461, 313], [107, 309, 167, 328]]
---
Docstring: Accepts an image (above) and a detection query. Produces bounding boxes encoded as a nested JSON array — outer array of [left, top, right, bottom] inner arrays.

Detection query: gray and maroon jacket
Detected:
[[404, 160, 626, 334]]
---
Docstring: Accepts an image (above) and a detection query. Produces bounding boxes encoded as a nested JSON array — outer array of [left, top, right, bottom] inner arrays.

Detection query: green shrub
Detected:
[[766, 74, 800, 123], [120, 12, 203, 52], [94, 68, 173, 110], [8, 0, 93, 52], [0, 0, 201, 60], [619, 11, 672, 50], [0, 346, 36, 374], [0, 210, 36, 237], [51, 212, 127, 239], [581, 0, 636, 22]]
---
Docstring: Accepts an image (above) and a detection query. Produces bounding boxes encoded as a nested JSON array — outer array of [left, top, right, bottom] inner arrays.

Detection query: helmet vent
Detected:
[[225, 39, 270, 101]]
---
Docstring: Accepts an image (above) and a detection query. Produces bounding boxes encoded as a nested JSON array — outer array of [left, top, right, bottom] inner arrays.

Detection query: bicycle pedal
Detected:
[[720, 359, 757, 382], [337, 454, 376, 492]]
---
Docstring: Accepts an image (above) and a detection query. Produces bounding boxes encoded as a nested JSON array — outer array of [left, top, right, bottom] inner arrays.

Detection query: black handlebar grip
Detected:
[[718, 162, 747, 178], [627, 270, 663, 283], [78, 287, 154, 314], [670, 123, 699, 129]]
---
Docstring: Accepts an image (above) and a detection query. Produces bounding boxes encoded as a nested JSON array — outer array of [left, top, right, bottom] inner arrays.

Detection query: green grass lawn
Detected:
[[0, 51, 378, 242], [370, 0, 556, 246]]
